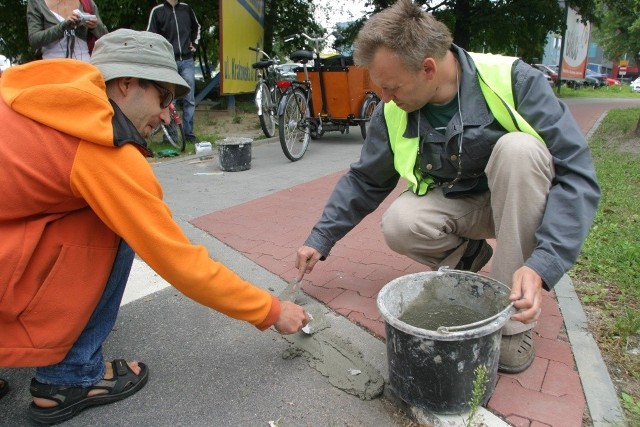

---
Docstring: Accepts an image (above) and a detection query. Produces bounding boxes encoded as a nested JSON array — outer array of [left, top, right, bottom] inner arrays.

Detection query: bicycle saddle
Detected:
[[252, 60, 276, 69], [289, 50, 313, 64]]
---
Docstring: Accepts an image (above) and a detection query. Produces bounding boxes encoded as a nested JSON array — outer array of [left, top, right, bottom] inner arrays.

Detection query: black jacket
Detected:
[[147, 1, 200, 61]]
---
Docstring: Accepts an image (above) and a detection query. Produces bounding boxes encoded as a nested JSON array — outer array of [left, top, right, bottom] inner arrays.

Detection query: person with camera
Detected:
[[0, 29, 309, 424], [27, 0, 107, 61], [295, 0, 600, 374]]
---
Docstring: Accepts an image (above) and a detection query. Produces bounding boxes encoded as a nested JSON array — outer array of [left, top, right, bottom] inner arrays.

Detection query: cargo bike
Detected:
[[276, 33, 381, 161]]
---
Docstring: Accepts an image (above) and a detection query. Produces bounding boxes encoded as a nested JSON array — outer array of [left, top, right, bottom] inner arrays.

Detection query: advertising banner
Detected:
[[220, 0, 265, 94], [561, 7, 591, 80]]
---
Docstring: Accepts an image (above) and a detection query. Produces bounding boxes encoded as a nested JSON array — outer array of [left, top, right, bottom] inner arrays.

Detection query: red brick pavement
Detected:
[[191, 171, 586, 426], [190, 101, 640, 426]]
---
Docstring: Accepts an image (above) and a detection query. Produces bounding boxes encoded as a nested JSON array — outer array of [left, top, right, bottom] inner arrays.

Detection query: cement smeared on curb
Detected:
[[281, 304, 384, 400]]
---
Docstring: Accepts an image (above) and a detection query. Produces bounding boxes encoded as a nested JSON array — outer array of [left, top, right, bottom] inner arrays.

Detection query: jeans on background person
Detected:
[[34, 240, 135, 387], [177, 58, 196, 140]]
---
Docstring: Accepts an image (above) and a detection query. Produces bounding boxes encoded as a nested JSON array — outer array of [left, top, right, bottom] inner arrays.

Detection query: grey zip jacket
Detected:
[[304, 44, 600, 290]]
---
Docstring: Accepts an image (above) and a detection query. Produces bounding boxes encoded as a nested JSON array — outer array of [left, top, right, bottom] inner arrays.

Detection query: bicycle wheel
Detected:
[[162, 120, 186, 152], [257, 82, 276, 138], [278, 88, 310, 161], [359, 93, 380, 140]]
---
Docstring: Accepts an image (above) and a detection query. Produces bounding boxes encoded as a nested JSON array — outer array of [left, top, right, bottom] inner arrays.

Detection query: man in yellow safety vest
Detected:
[[295, 0, 600, 374]]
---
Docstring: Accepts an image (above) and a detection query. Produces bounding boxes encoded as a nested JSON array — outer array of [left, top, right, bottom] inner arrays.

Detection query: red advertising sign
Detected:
[[561, 7, 591, 80]]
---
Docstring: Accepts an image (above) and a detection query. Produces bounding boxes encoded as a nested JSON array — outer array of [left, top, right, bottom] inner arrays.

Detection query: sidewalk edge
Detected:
[[555, 274, 627, 427]]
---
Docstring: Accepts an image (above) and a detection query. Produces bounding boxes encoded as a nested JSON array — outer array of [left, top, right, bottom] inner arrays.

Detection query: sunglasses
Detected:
[[148, 81, 175, 109]]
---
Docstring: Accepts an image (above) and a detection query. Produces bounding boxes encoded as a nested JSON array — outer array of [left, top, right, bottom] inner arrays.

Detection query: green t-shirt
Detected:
[[422, 94, 459, 133]]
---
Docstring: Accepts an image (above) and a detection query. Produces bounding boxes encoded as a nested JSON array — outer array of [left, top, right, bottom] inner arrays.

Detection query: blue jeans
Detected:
[[177, 58, 196, 138], [35, 240, 135, 387]]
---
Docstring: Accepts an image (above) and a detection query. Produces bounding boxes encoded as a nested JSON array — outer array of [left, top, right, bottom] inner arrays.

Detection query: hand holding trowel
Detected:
[[279, 274, 314, 334]]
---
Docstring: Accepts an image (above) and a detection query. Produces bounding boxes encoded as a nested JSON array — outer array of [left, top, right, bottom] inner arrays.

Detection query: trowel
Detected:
[[280, 276, 302, 302], [279, 276, 314, 334]]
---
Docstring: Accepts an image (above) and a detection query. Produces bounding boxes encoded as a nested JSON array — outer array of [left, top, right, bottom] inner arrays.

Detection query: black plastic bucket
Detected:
[[377, 270, 513, 414], [218, 137, 252, 171]]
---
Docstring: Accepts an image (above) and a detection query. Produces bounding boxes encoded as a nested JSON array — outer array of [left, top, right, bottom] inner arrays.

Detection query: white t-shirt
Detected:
[[41, 11, 90, 61]]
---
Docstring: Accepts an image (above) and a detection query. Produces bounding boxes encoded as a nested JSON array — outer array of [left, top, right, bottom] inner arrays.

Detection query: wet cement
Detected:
[[382, 273, 511, 335], [399, 300, 485, 331], [278, 290, 384, 400]]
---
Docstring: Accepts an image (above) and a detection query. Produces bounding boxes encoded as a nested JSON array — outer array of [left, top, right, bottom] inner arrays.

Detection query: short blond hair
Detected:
[[353, 0, 453, 71]]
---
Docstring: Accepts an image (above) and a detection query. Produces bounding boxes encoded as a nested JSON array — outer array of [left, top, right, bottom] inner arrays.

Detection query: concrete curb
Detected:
[[555, 275, 627, 426]]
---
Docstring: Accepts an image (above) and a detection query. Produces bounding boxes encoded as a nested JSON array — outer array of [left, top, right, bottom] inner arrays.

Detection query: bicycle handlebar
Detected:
[[248, 46, 279, 63], [283, 32, 329, 52]]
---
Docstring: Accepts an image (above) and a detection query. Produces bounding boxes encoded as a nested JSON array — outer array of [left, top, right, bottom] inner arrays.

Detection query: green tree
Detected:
[[592, 0, 640, 134], [0, 0, 319, 77], [592, 0, 640, 66], [334, 0, 598, 64], [264, 0, 324, 59], [0, 0, 30, 62]]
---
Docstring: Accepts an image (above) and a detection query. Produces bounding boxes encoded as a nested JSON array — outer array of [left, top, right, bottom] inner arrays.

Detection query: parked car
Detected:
[[584, 69, 607, 88], [565, 79, 585, 89], [534, 64, 558, 83], [631, 77, 640, 92], [584, 76, 602, 88], [194, 61, 217, 83], [277, 63, 303, 80], [606, 77, 621, 86]]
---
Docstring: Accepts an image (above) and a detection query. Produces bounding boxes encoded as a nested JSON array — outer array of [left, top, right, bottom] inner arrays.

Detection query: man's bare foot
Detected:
[[32, 361, 142, 408]]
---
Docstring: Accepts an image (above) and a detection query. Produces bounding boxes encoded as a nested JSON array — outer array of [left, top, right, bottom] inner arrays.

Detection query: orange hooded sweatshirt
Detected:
[[0, 59, 280, 367]]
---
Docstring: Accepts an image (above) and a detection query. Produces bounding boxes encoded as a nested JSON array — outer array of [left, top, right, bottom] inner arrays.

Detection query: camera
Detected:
[[73, 9, 96, 25]]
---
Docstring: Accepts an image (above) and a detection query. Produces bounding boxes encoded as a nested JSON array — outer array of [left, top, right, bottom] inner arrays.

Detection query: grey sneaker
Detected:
[[455, 239, 493, 273], [498, 330, 535, 374]]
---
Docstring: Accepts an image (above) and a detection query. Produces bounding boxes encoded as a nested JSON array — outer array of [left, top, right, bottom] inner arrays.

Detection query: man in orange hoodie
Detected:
[[0, 29, 309, 424]]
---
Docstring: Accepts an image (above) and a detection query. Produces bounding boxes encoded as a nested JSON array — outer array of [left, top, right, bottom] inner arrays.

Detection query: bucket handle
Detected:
[[436, 302, 515, 334]]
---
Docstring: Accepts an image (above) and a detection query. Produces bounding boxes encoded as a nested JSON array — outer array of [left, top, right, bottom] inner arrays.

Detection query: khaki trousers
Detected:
[[381, 132, 554, 334]]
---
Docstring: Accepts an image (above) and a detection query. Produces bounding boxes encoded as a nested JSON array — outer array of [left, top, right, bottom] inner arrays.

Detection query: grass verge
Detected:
[[557, 84, 640, 98], [570, 107, 640, 424]]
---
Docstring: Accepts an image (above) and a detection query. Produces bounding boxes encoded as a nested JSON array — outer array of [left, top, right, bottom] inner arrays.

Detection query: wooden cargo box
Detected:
[[296, 65, 380, 119]]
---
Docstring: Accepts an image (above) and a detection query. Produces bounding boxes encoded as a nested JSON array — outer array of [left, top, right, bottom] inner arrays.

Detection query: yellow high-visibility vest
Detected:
[[385, 52, 543, 195]]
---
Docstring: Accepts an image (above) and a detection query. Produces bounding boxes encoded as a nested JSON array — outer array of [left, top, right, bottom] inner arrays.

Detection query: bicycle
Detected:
[[249, 46, 282, 138], [148, 101, 186, 152], [277, 32, 380, 161]]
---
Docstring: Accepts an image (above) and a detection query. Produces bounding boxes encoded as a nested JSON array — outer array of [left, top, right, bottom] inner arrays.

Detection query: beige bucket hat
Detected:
[[90, 29, 190, 98]]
